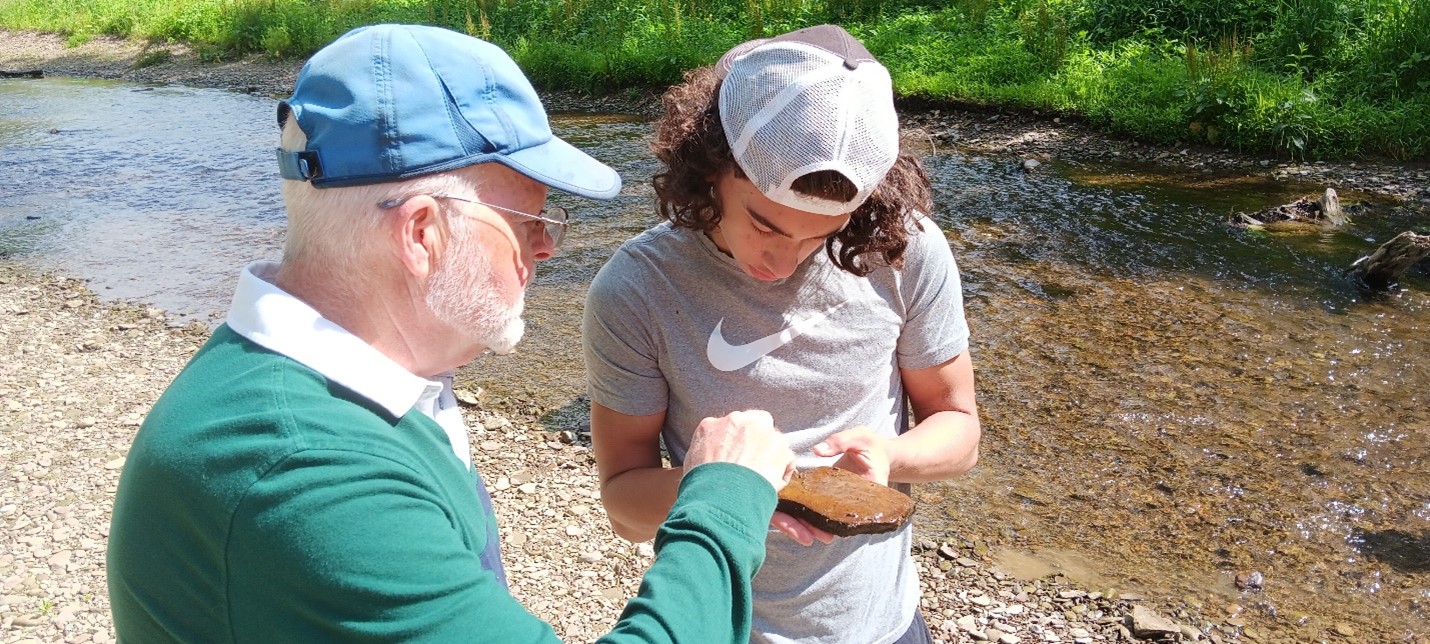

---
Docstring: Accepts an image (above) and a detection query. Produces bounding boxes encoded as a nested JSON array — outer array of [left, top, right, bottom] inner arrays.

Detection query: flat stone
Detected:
[[1131, 605, 1179, 638], [775, 467, 914, 536]]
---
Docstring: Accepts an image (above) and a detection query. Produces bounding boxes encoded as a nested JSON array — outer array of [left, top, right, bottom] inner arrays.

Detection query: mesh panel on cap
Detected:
[[719, 42, 899, 216]]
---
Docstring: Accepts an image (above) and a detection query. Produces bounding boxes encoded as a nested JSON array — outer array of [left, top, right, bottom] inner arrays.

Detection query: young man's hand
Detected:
[[771, 511, 836, 546], [813, 426, 892, 486]]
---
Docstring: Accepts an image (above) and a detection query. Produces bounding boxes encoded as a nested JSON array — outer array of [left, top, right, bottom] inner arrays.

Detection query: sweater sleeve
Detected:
[[228, 452, 773, 644], [600, 463, 777, 644]]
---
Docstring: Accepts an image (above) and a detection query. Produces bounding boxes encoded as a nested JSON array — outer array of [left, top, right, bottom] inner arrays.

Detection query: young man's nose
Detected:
[[763, 249, 802, 279]]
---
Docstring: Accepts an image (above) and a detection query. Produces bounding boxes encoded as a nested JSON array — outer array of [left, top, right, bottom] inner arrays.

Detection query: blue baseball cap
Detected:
[[276, 24, 620, 199]]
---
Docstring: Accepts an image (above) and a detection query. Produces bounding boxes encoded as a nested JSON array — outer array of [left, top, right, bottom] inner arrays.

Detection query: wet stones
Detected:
[[1235, 571, 1264, 592]]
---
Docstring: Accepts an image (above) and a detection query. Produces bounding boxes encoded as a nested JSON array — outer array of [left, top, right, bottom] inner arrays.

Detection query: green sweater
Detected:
[[108, 326, 774, 643]]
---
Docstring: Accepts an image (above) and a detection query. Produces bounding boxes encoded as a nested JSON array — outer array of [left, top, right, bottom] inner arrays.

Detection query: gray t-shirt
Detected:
[[583, 217, 969, 644]]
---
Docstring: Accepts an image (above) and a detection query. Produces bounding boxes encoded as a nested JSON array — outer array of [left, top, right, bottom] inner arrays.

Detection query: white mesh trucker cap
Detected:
[[715, 25, 899, 216]]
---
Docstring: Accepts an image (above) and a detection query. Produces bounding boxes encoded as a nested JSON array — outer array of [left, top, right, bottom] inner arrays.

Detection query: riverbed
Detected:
[[3, 74, 1429, 641]]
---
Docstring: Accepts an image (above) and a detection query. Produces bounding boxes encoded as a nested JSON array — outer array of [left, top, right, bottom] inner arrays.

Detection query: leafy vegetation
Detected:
[[0, 0, 1425, 159]]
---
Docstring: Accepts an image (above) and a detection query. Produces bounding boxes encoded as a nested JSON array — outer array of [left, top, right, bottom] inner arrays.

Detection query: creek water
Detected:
[[3, 77, 1428, 639]]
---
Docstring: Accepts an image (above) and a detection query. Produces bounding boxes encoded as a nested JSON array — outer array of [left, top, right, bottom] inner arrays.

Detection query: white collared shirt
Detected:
[[225, 261, 473, 470]]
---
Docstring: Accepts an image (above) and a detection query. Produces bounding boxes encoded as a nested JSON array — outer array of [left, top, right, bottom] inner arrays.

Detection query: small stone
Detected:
[[1334, 623, 1356, 637], [1130, 605, 1179, 638], [1234, 571, 1264, 592], [957, 557, 979, 568], [517, 483, 537, 494], [1180, 624, 1203, 641], [78, 417, 97, 428], [104, 458, 125, 470], [636, 543, 655, 558], [937, 544, 959, 560], [579, 551, 603, 563], [1021, 159, 1041, 172], [565, 525, 583, 537], [479, 441, 501, 452], [454, 388, 483, 407]]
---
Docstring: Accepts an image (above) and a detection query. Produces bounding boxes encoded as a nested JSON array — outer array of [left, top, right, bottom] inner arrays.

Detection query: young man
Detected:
[[583, 25, 982, 643], [107, 24, 796, 643]]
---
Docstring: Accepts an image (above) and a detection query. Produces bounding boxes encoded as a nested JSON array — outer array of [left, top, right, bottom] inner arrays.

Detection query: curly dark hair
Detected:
[[650, 65, 934, 276]]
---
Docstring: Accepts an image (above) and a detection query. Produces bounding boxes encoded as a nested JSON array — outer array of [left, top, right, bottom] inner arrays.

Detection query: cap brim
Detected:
[[499, 136, 622, 200]]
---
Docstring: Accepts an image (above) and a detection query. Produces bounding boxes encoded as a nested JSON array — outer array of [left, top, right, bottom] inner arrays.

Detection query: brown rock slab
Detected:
[[776, 467, 914, 536]]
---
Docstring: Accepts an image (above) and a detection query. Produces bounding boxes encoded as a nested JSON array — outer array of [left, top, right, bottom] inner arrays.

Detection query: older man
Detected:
[[107, 24, 794, 643]]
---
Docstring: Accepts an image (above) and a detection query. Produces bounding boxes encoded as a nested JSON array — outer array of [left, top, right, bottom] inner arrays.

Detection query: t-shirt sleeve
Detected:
[[583, 247, 669, 416], [896, 217, 971, 370], [227, 449, 561, 643]]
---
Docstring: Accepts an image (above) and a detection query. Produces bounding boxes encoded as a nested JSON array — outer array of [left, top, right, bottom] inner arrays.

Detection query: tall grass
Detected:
[[0, 0, 1425, 159]]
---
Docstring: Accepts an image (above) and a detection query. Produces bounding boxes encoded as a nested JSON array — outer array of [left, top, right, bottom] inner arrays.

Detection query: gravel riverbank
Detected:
[[3, 28, 1425, 644], [0, 260, 1284, 644]]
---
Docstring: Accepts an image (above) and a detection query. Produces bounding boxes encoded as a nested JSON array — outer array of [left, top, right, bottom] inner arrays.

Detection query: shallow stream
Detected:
[[3, 77, 1427, 639]]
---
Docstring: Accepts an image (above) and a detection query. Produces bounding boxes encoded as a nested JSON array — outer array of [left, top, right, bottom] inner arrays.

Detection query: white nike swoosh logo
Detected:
[[706, 302, 846, 372]]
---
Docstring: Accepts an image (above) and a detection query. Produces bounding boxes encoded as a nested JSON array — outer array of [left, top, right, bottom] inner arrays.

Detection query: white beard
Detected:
[[426, 231, 527, 356]]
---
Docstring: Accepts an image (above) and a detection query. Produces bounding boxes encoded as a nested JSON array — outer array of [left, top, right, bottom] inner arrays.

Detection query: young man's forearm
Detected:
[[886, 410, 981, 484], [602, 466, 685, 542]]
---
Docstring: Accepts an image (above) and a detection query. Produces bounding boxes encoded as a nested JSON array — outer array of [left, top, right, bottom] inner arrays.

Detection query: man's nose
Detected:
[[530, 226, 556, 262], [765, 250, 800, 279]]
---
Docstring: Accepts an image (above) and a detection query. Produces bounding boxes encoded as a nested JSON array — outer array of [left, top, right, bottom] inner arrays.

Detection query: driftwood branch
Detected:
[[1348, 231, 1430, 291], [1234, 188, 1346, 230], [0, 70, 44, 79]]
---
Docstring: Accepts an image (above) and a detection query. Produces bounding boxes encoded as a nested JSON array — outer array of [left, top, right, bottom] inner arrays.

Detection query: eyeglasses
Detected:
[[378, 193, 569, 249]]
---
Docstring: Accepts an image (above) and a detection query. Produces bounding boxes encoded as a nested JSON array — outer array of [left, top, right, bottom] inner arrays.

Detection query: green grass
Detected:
[[0, 0, 1425, 159]]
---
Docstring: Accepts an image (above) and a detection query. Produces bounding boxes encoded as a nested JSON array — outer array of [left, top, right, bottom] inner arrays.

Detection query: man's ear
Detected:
[[390, 196, 446, 281]]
